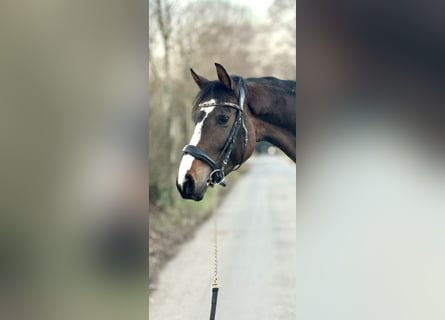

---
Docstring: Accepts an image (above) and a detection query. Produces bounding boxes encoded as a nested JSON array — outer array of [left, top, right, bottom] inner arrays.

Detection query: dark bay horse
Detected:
[[176, 63, 296, 200]]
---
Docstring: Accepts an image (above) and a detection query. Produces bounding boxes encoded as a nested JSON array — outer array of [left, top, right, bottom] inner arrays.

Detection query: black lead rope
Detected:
[[209, 286, 219, 320]]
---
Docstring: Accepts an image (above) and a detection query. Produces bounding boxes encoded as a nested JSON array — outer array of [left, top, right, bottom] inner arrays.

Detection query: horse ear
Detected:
[[190, 68, 209, 89], [215, 63, 231, 89]]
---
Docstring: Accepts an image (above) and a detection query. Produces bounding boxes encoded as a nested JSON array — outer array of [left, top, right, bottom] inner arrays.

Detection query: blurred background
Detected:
[[1, 0, 445, 319], [296, 1, 445, 319], [0, 0, 148, 319], [148, 0, 295, 289]]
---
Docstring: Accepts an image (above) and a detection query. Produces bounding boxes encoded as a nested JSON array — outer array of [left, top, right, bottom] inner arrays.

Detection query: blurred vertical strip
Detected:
[[0, 0, 148, 319], [296, 1, 445, 319]]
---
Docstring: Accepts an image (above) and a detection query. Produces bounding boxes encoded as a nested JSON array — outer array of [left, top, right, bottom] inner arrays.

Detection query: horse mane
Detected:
[[246, 77, 296, 95], [244, 77, 296, 133]]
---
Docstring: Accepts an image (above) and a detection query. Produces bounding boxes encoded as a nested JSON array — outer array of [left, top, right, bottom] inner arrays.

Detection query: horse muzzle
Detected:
[[176, 172, 208, 201]]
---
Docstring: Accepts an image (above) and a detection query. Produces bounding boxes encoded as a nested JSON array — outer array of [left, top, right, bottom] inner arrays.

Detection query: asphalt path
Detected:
[[149, 154, 296, 320]]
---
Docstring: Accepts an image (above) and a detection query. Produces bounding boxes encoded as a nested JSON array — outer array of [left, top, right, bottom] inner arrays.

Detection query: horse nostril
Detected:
[[182, 174, 195, 198]]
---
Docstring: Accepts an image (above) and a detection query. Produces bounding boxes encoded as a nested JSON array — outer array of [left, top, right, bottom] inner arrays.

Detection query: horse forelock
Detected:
[[191, 80, 238, 118]]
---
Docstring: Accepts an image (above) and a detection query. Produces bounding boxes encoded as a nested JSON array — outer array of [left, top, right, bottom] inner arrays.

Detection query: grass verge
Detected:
[[149, 165, 248, 291]]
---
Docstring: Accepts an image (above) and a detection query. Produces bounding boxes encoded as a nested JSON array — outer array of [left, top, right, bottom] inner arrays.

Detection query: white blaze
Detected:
[[177, 104, 216, 187]]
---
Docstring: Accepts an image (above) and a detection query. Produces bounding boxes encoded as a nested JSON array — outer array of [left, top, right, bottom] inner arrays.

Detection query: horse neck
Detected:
[[245, 79, 296, 161]]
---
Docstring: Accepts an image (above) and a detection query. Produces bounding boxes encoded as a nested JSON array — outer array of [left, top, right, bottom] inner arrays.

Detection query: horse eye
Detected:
[[216, 115, 229, 125]]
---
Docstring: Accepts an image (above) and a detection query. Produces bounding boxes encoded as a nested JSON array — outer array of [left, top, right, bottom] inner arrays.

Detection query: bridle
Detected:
[[182, 78, 248, 187]]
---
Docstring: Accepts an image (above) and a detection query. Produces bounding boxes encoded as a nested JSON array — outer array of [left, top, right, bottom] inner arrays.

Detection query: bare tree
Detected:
[[150, 0, 182, 206], [149, 0, 176, 205]]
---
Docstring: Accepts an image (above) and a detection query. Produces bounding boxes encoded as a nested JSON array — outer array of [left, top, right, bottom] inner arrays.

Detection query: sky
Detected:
[[179, 0, 275, 20], [228, 0, 274, 19]]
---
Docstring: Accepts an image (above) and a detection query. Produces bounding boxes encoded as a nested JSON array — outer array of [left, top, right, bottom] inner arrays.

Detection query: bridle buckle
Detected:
[[208, 169, 226, 187]]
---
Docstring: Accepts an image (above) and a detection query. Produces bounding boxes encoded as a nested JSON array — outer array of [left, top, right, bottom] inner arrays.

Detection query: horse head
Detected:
[[176, 63, 256, 200]]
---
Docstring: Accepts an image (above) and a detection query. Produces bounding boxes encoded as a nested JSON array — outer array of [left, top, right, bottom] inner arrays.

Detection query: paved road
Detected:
[[149, 155, 296, 320]]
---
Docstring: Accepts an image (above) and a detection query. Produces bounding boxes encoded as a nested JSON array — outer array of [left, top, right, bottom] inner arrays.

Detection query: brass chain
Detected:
[[209, 211, 220, 320], [212, 211, 219, 288]]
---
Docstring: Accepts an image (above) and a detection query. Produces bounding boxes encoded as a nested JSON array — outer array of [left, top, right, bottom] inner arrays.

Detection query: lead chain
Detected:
[[212, 211, 218, 287], [209, 211, 219, 320]]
